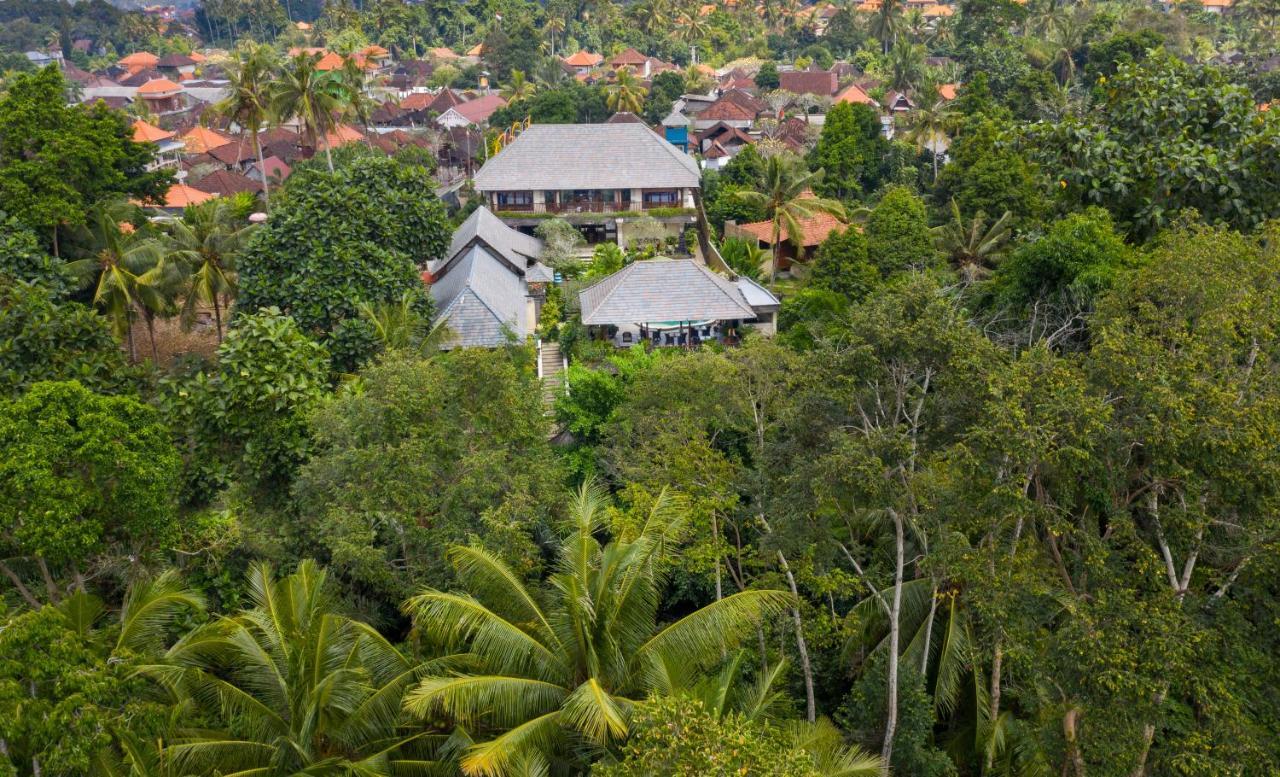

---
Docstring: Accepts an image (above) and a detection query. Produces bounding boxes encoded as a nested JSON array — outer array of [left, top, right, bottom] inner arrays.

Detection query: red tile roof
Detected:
[[132, 119, 174, 143], [158, 183, 217, 208], [453, 94, 507, 124], [778, 69, 837, 96], [701, 96, 759, 122], [610, 48, 648, 66], [179, 125, 232, 153], [191, 169, 262, 196], [736, 212, 847, 247], [834, 83, 878, 106], [563, 50, 604, 67]]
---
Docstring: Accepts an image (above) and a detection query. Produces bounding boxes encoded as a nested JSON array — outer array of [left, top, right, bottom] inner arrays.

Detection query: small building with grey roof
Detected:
[[426, 206, 554, 349]]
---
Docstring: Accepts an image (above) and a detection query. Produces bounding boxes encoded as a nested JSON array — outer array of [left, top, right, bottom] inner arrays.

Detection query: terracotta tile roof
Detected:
[[132, 119, 174, 143], [323, 124, 367, 148], [257, 127, 299, 146], [361, 44, 390, 58], [207, 140, 255, 165], [454, 94, 507, 124], [428, 47, 459, 60], [315, 51, 346, 70], [937, 83, 958, 100], [179, 125, 232, 153], [705, 140, 730, 159], [253, 156, 292, 182], [834, 83, 878, 106], [120, 69, 164, 87], [427, 89, 464, 114], [191, 169, 262, 196], [160, 183, 217, 208], [466, 42, 485, 57], [719, 88, 767, 114], [736, 212, 847, 247], [138, 77, 183, 95], [189, 52, 207, 63], [778, 69, 837, 96], [700, 97, 758, 122], [922, 3, 954, 15], [118, 51, 159, 69], [563, 50, 604, 67], [399, 92, 435, 111], [610, 48, 648, 67]]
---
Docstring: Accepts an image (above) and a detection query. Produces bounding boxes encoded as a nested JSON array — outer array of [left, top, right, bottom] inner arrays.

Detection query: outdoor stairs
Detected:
[[538, 340, 566, 411]]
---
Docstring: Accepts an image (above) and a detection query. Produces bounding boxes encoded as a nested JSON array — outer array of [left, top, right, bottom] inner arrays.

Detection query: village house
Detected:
[[472, 123, 701, 246]]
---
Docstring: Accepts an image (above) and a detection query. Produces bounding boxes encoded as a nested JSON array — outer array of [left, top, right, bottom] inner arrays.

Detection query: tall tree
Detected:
[[606, 67, 648, 114], [216, 42, 278, 208], [403, 483, 791, 775], [163, 198, 254, 342], [272, 51, 345, 172]]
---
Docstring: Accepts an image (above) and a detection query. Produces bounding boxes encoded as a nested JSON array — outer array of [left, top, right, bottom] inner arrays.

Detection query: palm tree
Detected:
[[870, 0, 903, 53], [146, 561, 446, 776], [675, 11, 710, 44], [500, 69, 536, 103], [733, 155, 846, 281], [545, 16, 566, 56], [216, 42, 277, 209], [606, 67, 648, 114], [402, 483, 791, 776], [932, 200, 1013, 282], [338, 54, 378, 140], [908, 81, 951, 181], [273, 51, 345, 173], [887, 38, 926, 93], [163, 199, 255, 342], [719, 236, 768, 281], [1048, 10, 1086, 85], [68, 201, 169, 362]]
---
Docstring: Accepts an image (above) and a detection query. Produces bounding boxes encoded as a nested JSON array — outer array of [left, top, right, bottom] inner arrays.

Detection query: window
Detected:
[[643, 190, 678, 205], [496, 191, 532, 206]]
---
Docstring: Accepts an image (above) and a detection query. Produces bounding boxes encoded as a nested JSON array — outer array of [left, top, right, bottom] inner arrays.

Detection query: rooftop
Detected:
[[473, 123, 700, 192], [579, 259, 759, 325], [735, 212, 847, 247]]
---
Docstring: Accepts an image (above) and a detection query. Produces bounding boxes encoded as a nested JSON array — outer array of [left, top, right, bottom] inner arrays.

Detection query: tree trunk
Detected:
[[253, 125, 271, 211], [213, 294, 223, 343], [324, 131, 335, 172], [1064, 707, 1086, 777], [0, 561, 41, 608], [36, 557, 59, 604], [983, 638, 1003, 773], [920, 579, 937, 676], [144, 312, 160, 363], [882, 507, 905, 771], [51, 224, 59, 258], [777, 549, 816, 723]]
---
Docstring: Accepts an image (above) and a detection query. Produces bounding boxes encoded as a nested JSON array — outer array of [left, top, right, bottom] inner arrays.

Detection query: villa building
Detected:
[[472, 123, 701, 245]]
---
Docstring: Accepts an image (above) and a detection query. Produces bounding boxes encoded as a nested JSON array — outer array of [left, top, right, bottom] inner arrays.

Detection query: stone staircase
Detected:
[[538, 340, 566, 410]]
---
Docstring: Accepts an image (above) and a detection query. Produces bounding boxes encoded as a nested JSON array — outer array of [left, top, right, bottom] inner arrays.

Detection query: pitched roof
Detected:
[[922, 3, 954, 15], [430, 243, 531, 348], [157, 53, 196, 67], [207, 140, 255, 165], [443, 206, 544, 270], [361, 44, 390, 58], [778, 69, 837, 96], [473, 123, 700, 192], [579, 259, 758, 325], [428, 47, 459, 60], [132, 119, 174, 143], [120, 69, 165, 87], [192, 169, 262, 196], [606, 111, 647, 124], [179, 125, 232, 153], [719, 88, 766, 114], [610, 48, 649, 66], [937, 83, 958, 100], [735, 212, 846, 247], [258, 127, 300, 146], [428, 89, 464, 114], [323, 124, 367, 148], [564, 50, 604, 67], [834, 83, 878, 106], [250, 156, 292, 182], [454, 94, 507, 124], [315, 51, 347, 70], [700, 95, 759, 122], [119, 51, 159, 68], [160, 183, 217, 208]]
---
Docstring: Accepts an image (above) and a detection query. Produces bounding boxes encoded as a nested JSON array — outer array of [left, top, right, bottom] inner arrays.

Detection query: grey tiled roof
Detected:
[[431, 243, 529, 348], [445, 206, 543, 269], [736, 277, 781, 311], [579, 258, 757, 325], [472, 124, 700, 192]]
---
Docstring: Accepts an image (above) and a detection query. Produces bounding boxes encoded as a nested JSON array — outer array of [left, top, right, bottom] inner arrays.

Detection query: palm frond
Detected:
[[559, 678, 632, 746], [459, 711, 563, 777], [633, 590, 792, 683], [403, 675, 568, 729]]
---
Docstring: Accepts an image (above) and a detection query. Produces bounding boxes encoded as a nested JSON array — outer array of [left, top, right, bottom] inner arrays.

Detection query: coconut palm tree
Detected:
[[545, 16, 566, 56], [887, 38, 926, 93], [870, 0, 903, 53], [908, 80, 952, 181], [162, 199, 255, 342], [67, 200, 168, 362], [606, 67, 648, 114], [500, 69, 536, 103], [144, 561, 448, 776], [733, 155, 846, 281], [216, 42, 277, 209], [932, 200, 1013, 282], [273, 51, 345, 173], [402, 482, 792, 776]]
